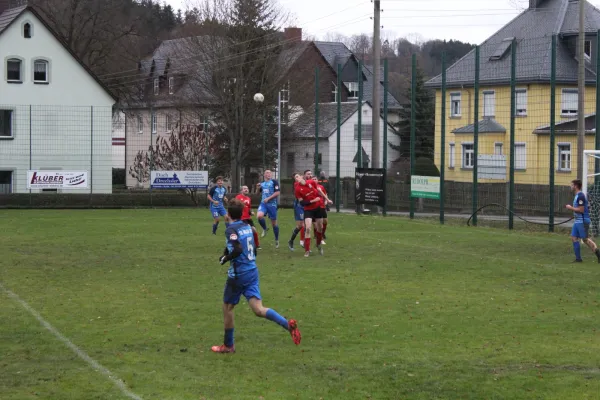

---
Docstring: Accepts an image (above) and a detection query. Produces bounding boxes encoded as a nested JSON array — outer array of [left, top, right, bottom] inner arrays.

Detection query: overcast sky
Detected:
[[166, 0, 600, 44]]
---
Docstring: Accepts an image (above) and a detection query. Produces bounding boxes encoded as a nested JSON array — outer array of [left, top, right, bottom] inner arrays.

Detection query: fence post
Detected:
[[315, 67, 320, 175], [509, 40, 517, 230], [29, 105, 32, 205], [383, 58, 388, 216], [262, 110, 266, 171], [440, 53, 446, 224], [90, 106, 94, 207], [357, 60, 363, 214], [336, 63, 342, 212], [595, 28, 600, 187], [150, 108, 153, 207], [472, 46, 480, 226], [410, 54, 416, 219], [549, 35, 557, 232]]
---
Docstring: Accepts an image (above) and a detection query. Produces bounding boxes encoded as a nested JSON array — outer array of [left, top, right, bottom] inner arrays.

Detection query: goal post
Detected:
[[583, 150, 600, 236]]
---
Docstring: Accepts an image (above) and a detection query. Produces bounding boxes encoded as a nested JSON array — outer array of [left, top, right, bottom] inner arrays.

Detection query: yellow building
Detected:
[[425, 0, 600, 186]]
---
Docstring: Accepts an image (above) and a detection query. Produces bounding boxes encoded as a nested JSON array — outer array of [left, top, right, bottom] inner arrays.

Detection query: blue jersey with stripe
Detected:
[[573, 191, 590, 223], [225, 221, 257, 278], [209, 186, 227, 207], [259, 180, 280, 206]]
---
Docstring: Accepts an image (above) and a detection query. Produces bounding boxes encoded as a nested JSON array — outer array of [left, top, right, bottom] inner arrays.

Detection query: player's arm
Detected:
[[566, 194, 586, 213], [219, 228, 243, 265], [268, 180, 281, 200], [316, 187, 333, 204], [207, 186, 218, 205]]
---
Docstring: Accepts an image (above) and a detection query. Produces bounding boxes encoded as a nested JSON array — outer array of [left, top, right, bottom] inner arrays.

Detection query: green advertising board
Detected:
[[411, 175, 440, 200]]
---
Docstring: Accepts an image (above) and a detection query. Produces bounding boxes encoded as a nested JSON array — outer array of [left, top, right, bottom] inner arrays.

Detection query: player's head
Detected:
[[311, 176, 318, 182], [227, 198, 244, 220], [571, 179, 583, 192], [216, 176, 223, 187], [264, 170, 272, 180], [240, 185, 249, 195], [294, 173, 305, 185], [303, 169, 312, 180]]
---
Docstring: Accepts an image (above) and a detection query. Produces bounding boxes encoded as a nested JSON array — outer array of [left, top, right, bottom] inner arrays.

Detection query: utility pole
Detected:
[[372, 0, 381, 170], [577, 0, 585, 180]]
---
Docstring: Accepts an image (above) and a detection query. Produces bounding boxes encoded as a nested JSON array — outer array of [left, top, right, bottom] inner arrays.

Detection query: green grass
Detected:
[[1, 209, 599, 399]]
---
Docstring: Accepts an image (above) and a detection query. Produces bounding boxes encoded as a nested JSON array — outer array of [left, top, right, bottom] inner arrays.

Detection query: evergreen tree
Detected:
[[391, 66, 435, 160]]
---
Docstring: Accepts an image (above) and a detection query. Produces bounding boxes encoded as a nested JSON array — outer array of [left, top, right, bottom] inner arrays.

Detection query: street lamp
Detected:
[[254, 92, 281, 181], [254, 93, 266, 171]]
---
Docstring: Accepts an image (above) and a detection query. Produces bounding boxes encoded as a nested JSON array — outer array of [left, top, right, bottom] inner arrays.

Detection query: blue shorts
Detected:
[[571, 222, 590, 239], [258, 203, 278, 220], [210, 205, 227, 218], [294, 206, 304, 221], [223, 269, 261, 305]]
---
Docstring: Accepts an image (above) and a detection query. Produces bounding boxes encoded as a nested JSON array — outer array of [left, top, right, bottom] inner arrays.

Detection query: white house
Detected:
[[0, 3, 116, 194], [282, 101, 400, 178]]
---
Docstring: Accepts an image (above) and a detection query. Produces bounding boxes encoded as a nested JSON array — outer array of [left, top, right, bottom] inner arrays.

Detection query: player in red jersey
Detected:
[[294, 170, 332, 257], [312, 177, 329, 245], [288, 174, 306, 251], [234, 185, 260, 250]]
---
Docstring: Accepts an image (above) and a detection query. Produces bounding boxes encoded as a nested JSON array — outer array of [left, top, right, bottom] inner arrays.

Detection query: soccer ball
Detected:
[[253, 93, 264, 103]]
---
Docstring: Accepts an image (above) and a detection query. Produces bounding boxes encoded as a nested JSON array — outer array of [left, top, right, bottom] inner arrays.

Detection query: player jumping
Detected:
[[566, 179, 600, 263], [313, 176, 329, 245], [211, 199, 301, 353], [235, 185, 261, 250], [256, 170, 281, 248], [288, 173, 306, 251], [294, 171, 332, 257], [208, 176, 228, 235]]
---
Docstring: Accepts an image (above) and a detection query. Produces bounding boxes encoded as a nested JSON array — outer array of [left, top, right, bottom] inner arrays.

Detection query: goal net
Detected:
[[583, 150, 600, 236]]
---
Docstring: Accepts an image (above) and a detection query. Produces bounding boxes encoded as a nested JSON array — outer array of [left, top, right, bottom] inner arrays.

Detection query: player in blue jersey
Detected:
[[256, 169, 281, 248], [565, 179, 600, 263], [211, 199, 302, 353], [208, 176, 229, 235]]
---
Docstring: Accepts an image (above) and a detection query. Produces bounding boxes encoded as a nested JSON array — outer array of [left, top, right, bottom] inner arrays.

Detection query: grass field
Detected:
[[1, 209, 599, 400]]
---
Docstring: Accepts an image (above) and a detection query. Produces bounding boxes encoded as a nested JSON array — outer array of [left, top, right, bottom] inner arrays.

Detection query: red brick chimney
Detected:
[[284, 27, 302, 43]]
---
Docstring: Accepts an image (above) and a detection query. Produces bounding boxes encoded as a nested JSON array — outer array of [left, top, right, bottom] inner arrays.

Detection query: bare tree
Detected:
[[349, 33, 371, 61], [178, 0, 290, 190], [322, 32, 350, 45]]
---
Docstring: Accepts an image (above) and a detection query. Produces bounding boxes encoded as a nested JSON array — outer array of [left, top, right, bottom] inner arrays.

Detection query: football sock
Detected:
[[253, 230, 260, 247], [266, 309, 289, 330], [273, 226, 280, 240], [212, 222, 219, 234], [573, 241, 582, 260], [290, 227, 300, 242], [224, 328, 234, 347], [323, 221, 328, 237], [316, 231, 323, 246], [259, 218, 268, 231], [300, 226, 305, 241], [304, 238, 311, 252]]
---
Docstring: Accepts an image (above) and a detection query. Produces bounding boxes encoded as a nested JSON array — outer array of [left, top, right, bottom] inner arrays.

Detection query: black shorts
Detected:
[[304, 208, 325, 220], [321, 208, 328, 218], [243, 218, 255, 227]]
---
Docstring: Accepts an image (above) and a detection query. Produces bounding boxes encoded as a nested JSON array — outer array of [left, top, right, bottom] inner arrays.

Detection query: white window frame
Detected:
[[0, 170, 13, 194], [153, 78, 159, 95], [137, 115, 143, 134], [515, 88, 527, 116], [450, 92, 461, 117], [345, 82, 358, 99], [168, 77, 174, 94], [0, 109, 14, 139], [33, 59, 49, 83], [514, 142, 526, 170], [332, 82, 338, 102], [483, 90, 495, 117], [449, 142, 455, 168], [561, 89, 578, 116], [494, 142, 503, 155], [6, 58, 22, 83], [585, 40, 592, 60], [557, 142, 571, 171], [165, 114, 172, 132], [151, 113, 157, 134], [462, 142, 474, 169]]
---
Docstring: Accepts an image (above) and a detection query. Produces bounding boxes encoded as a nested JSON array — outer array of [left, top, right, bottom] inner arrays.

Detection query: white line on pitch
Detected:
[[0, 282, 144, 400]]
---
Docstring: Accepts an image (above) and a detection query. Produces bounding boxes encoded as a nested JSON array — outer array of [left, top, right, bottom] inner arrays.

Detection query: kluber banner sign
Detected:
[[150, 171, 209, 189], [27, 171, 88, 189]]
